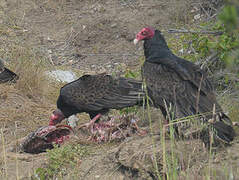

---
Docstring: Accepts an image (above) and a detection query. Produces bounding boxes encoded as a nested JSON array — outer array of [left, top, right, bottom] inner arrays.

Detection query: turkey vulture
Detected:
[[0, 59, 18, 83], [134, 27, 235, 145], [49, 74, 144, 126]]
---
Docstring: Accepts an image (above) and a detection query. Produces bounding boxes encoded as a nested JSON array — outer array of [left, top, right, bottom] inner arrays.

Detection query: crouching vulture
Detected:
[[134, 27, 235, 146], [49, 74, 144, 127], [0, 59, 18, 83]]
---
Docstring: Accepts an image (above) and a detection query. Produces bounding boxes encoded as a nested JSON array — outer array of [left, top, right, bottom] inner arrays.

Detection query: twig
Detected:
[[76, 53, 140, 57], [167, 29, 223, 35], [188, 41, 197, 55], [81, 164, 95, 179], [196, 74, 203, 114], [200, 52, 218, 69], [1, 128, 8, 177], [116, 126, 127, 139], [48, 54, 54, 66], [212, 103, 216, 122], [199, 3, 210, 19], [163, 99, 171, 122]]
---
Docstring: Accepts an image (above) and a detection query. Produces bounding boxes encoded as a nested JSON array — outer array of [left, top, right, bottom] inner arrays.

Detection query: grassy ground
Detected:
[[0, 0, 238, 179]]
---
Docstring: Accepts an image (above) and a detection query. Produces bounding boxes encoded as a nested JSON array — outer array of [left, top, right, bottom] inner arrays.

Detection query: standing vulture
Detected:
[[0, 59, 18, 83], [134, 27, 235, 145], [49, 74, 144, 126]]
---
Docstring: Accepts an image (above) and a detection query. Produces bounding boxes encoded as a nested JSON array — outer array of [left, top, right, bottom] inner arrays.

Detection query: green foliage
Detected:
[[169, 4, 239, 67], [190, 29, 238, 65], [124, 68, 141, 79], [119, 106, 139, 115], [218, 5, 238, 33], [34, 144, 89, 179], [168, 4, 239, 89], [225, 49, 239, 71], [218, 3, 239, 72]]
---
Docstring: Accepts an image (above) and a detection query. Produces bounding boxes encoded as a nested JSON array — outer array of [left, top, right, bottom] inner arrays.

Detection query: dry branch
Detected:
[[167, 29, 223, 35]]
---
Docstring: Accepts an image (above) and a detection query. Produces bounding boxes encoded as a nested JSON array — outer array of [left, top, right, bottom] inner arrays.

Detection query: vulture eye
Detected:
[[141, 31, 148, 36]]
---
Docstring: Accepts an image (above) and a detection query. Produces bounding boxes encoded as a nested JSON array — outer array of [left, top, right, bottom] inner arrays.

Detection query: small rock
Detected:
[[194, 14, 201, 20], [232, 122, 239, 126], [46, 70, 77, 83], [111, 23, 117, 28], [47, 37, 53, 41], [179, 48, 184, 54]]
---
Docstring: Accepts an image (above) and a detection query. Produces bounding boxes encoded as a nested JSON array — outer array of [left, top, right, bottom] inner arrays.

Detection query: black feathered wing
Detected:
[[144, 30, 214, 95], [142, 61, 235, 144], [142, 61, 217, 117], [59, 74, 144, 116], [147, 54, 213, 96], [0, 67, 19, 83]]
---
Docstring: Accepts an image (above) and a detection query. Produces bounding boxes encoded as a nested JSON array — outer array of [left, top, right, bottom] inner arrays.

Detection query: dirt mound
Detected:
[[114, 136, 206, 179], [69, 132, 238, 180]]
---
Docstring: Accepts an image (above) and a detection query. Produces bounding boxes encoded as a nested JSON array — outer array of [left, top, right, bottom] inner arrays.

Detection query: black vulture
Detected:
[[134, 27, 235, 146]]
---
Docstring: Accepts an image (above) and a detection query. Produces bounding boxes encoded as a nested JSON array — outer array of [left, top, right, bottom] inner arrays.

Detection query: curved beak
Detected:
[[133, 39, 139, 45]]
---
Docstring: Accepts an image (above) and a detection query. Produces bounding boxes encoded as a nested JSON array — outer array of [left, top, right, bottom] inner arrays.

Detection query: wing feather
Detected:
[[59, 74, 145, 113]]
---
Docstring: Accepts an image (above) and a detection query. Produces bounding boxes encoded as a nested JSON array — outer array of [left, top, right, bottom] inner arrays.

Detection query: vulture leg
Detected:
[[131, 119, 147, 136], [78, 113, 102, 131]]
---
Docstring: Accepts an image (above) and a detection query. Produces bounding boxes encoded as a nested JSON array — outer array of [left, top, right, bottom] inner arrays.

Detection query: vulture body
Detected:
[[50, 74, 144, 125], [134, 27, 235, 145], [0, 59, 18, 83]]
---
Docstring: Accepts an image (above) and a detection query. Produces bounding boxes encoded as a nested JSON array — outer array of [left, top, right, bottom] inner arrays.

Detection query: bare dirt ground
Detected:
[[0, 0, 239, 179], [0, 0, 197, 73]]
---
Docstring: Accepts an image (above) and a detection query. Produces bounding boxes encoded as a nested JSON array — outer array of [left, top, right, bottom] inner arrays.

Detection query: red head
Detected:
[[134, 27, 155, 45], [49, 109, 65, 126]]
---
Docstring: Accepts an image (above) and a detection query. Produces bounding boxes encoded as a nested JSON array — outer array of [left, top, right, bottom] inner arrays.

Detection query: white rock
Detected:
[[111, 23, 117, 28], [194, 14, 201, 20], [179, 48, 184, 54], [46, 70, 77, 83]]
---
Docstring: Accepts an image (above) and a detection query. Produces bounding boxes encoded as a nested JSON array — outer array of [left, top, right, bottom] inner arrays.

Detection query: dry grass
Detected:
[[168, 0, 195, 24], [0, 45, 62, 143], [217, 90, 239, 123], [0, 46, 63, 178], [7, 46, 52, 98]]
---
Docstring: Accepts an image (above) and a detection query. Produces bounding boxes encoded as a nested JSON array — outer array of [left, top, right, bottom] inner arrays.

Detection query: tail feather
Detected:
[[201, 113, 235, 146], [212, 121, 235, 143], [119, 77, 146, 106], [119, 77, 144, 90]]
